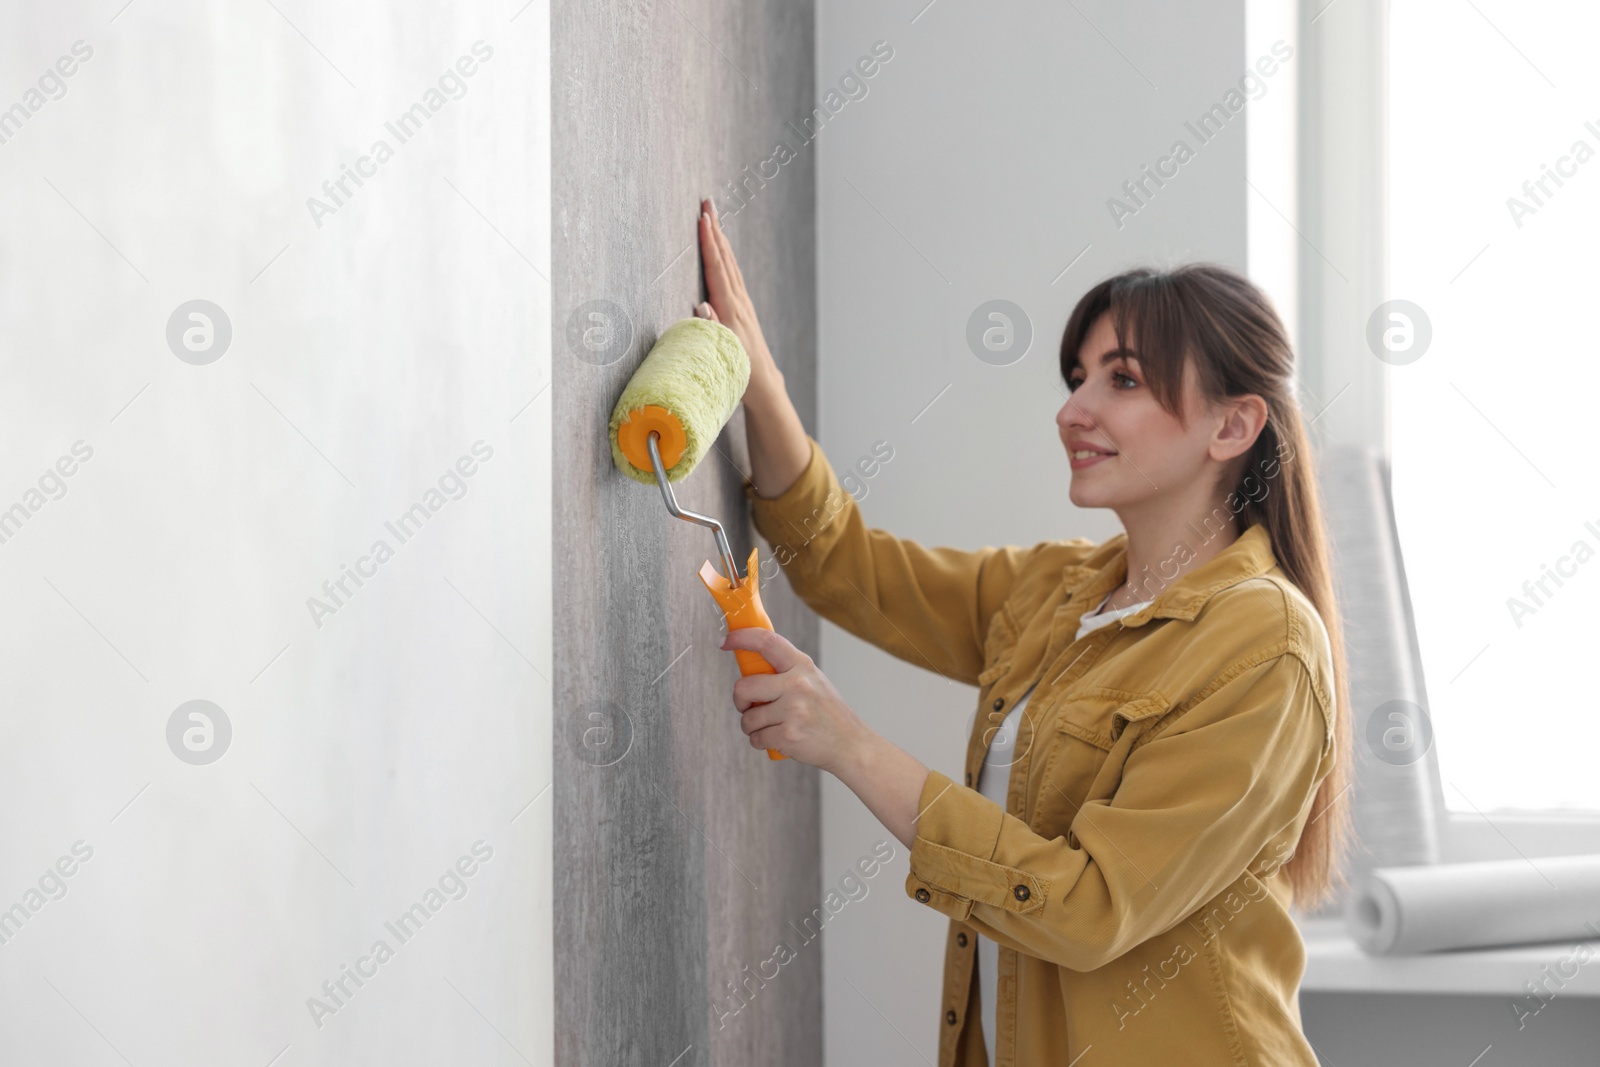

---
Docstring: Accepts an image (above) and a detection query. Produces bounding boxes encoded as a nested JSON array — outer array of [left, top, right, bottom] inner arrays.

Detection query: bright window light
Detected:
[[1245, 0, 1299, 341], [1390, 0, 1600, 812]]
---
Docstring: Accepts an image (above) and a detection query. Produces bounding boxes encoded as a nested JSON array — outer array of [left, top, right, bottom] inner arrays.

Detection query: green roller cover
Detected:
[[610, 317, 749, 485]]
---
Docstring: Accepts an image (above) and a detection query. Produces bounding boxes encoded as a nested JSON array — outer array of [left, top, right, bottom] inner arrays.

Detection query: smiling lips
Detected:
[[1068, 442, 1117, 470]]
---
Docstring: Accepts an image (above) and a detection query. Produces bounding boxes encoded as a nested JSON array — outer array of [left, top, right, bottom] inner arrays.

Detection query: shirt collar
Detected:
[[1058, 522, 1278, 626]]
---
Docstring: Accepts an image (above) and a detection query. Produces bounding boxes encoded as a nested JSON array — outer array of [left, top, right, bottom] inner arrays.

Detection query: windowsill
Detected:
[[1298, 916, 1600, 998], [1438, 811, 1600, 864]]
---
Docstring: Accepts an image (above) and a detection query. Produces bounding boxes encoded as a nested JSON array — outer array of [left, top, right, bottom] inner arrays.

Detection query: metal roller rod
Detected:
[[647, 430, 742, 589]]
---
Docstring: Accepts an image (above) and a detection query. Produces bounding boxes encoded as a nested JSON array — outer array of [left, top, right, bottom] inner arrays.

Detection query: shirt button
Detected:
[[916, 888, 931, 903], [992, 698, 1004, 711], [957, 933, 968, 947], [946, 1010, 958, 1025], [1013, 884, 1031, 902]]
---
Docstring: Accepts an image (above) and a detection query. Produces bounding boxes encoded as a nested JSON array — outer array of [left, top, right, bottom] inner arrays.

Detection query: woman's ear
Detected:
[[1211, 394, 1269, 462]]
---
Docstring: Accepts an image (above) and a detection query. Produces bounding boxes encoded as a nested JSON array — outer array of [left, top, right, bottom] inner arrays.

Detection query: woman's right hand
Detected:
[[695, 197, 777, 381]]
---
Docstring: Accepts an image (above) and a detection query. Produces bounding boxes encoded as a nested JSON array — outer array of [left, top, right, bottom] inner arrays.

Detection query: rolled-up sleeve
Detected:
[[903, 650, 1334, 971], [745, 434, 1048, 686]]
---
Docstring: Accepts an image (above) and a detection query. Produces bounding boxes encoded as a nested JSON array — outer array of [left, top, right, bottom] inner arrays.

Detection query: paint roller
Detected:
[[609, 316, 787, 760]]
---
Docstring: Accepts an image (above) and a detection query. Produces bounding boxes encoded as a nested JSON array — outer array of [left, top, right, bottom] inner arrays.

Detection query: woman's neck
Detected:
[[1115, 514, 1243, 607]]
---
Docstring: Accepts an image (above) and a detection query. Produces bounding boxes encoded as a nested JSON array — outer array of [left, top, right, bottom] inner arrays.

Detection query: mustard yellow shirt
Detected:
[[745, 435, 1338, 1067]]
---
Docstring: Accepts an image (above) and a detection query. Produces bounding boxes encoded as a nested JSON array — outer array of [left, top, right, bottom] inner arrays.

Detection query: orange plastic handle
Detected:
[[698, 546, 784, 761]]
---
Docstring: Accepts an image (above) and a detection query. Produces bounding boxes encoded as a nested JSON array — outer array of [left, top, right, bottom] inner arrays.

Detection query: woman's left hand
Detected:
[[722, 627, 871, 772]]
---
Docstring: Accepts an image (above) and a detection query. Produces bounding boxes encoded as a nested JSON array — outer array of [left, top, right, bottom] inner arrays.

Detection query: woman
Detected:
[[694, 197, 1354, 1066]]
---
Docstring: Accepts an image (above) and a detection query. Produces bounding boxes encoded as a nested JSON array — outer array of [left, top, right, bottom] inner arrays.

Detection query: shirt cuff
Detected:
[[904, 770, 1050, 922]]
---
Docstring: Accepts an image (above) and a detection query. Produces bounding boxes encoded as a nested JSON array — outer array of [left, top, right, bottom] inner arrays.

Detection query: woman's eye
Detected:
[[1065, 371, 1135, 392]]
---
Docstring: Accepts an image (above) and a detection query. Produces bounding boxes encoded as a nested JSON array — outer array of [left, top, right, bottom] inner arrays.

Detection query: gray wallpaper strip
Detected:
[[553, 2, 822, 1065], [1319, 443, 1441, 918]]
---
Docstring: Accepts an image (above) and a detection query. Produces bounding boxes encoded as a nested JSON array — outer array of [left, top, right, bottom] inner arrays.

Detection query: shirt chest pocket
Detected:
[[1054, 687, 1168, 750], [1028, 688, 1169, 835]]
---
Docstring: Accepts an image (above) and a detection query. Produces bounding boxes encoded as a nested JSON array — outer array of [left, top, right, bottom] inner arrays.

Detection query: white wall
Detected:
[[812, 1, 1255, 1061], [0, 2, 551, 1064]]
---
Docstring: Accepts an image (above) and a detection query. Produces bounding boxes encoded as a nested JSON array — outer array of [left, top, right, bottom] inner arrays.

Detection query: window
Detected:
[[1389, 0, 1600, 812]]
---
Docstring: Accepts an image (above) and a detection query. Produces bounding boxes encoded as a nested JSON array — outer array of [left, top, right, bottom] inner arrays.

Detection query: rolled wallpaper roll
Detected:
[[1346, 855, 1600, 955]]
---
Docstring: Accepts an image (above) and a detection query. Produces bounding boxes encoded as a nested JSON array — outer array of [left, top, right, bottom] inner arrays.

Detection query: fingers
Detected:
[[698, 197, 770, 365], [701, 198, 745, 298], [699, 207, 737, 312], [732, 671, 783, 712], [721, 626, 809, 673], [737, 700, 782, 737], [706, 199, 749, 298], [743, 705, 787, 754]]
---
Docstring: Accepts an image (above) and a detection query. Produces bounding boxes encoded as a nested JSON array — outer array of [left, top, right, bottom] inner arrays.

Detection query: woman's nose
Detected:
[[1058, 393, 1094, 430]]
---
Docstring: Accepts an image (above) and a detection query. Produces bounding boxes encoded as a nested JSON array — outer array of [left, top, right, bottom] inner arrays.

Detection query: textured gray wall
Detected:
[[552, 2, 821, 1065]]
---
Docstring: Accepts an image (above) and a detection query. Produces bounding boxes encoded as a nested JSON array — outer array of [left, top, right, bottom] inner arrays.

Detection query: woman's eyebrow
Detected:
[[1097, 347, 1139, 366]]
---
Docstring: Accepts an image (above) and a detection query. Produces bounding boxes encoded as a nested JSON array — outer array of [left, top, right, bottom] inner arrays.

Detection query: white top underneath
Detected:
[[974, 590, 1152, 1066]]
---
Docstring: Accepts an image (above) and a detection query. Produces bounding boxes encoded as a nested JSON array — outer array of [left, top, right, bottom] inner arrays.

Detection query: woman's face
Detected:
[[1056, 312, 1224, 515]]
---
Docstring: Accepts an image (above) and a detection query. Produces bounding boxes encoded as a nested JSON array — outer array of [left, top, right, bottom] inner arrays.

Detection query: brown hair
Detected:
[[1058, 262, 1353, 910]]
